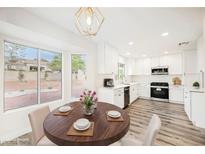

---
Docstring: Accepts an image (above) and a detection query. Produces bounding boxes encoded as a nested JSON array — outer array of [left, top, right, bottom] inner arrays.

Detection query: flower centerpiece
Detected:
[[80, 90, 98, 115]]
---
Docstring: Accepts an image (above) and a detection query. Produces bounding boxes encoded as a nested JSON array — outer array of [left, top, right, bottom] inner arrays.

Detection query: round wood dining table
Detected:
[[43, 101, 130, 146]]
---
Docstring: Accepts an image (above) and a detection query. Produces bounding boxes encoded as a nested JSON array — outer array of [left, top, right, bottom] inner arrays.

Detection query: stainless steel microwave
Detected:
[[151, 66, 168, 75]]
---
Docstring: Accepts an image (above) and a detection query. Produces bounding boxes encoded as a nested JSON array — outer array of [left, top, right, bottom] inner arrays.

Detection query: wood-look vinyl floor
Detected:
[[126, 99, 205, 146], [1, 99, 205, 146]]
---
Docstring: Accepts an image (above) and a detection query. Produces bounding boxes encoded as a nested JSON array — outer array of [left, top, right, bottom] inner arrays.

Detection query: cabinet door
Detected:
[[135, 59, 143, 75], [151, 57, 160, 67], [169, 54, 183, 74], [129, 85, 135, 103], [169, 87, 184, 104], [143, 58, 151, 75], [184, 90, 191, 119], [127, 58, 136, 75], [140, 85, 150, 98], [115, 92, 124, 108], [160, 55, 170, 66], [191, 92, 205, 128]]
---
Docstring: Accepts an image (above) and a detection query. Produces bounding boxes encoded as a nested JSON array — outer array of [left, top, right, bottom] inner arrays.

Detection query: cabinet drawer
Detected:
[[114, 88, 124, 95]]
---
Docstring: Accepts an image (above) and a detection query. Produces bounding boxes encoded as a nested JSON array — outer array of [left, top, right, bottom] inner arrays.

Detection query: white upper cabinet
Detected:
[[151, 53, 183, 75], [159, 55, 170, 66], [151, 57, 160, 67], [127, 58, 136, 75], [168, 54, 183, 75], [183, 50, 197, 74], [135, 58, 151, 75], [97, 42, 119, 74], [143, 58, 151, 75]]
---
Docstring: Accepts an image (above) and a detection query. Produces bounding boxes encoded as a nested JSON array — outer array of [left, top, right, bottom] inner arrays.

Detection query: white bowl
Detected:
[[107, 110, 121, 118], [75, 118, 90, 129], [58, 106, 71, 113]]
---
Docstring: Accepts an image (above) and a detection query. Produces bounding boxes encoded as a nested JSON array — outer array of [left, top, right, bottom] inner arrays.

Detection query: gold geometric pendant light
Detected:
[[75, 7, 104, 36]]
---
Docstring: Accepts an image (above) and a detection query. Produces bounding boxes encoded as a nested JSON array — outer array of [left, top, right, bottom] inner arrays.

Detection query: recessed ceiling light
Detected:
[[128, 42, 134, 46], [161, 32, 169, 37], [126, 52, 131, 56], [142, 54, 146, 57], [164, 51, 169, 54]]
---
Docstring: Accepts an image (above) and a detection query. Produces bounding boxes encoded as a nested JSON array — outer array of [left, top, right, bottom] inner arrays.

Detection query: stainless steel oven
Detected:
[[150, 82, 169, 101]]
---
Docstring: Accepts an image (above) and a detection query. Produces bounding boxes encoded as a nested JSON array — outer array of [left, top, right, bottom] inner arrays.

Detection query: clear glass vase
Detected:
[[83, 104, 95, 115]]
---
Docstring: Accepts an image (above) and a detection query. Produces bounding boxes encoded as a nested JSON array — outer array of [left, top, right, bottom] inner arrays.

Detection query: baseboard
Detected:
[[0, 127, 31, 143]]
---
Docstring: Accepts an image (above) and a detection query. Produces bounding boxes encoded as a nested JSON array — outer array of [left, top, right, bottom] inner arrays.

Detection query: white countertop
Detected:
[[186, 87, 204, 93], [100, 82, 140, 90]]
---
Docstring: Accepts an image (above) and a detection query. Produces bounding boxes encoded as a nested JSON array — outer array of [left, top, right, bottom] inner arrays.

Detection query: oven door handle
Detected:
[[156, 88, 161, 91]]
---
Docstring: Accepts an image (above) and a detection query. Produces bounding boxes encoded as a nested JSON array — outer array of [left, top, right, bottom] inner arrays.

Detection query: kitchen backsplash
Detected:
[[97, 73, 201, 88], [130, 75, 184, 85], [131, 73, 201, 87]]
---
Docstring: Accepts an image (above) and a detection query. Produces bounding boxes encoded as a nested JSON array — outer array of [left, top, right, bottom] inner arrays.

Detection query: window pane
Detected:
[[71, 54, 87, 98], [40, 50, 62, 103], [118, 63, 125, 82], [4, 41, 38, 111]]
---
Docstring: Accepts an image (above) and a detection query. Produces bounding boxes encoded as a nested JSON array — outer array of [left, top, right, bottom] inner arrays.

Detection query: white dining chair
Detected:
[[28, 106, 56, 146], [112, 114, 161, 146]]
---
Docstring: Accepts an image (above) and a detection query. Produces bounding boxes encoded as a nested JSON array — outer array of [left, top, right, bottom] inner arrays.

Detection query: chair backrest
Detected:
[[28, 106, 50, 145], [143, 114, 161, 146]]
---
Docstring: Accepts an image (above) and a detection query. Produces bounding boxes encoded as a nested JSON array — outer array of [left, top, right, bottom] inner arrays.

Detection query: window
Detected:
[[40, 50, 62, 103], [118, 63, 125, 82], [4, 41, 62, 111], [71, 54, 87, 98]]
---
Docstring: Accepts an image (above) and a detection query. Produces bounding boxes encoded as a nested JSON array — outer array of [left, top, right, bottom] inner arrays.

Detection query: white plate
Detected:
[[107, 110, 121, 118], [58, 106, 71, 113], [75, 118, 89, 129], [73, 121, 91, 131]]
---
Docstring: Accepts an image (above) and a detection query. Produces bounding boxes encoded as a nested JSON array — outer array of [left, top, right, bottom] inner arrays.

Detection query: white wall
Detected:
[[0, 8, 97, 142], [196, 12, 205, 88]]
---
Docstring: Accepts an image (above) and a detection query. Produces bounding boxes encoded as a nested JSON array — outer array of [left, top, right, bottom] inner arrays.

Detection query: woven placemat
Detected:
[[67, 122, 94, 137], [106, 115, 124, 122], [53, 107, 73, 116]]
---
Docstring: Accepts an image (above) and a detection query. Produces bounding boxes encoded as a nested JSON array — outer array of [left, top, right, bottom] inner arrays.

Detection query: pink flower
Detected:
[[88, 90, 91, 95], [92, 91, 96, 97]]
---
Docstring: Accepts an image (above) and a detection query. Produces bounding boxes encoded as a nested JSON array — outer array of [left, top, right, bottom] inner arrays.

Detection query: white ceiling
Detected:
[[24, 7, 204, 57]]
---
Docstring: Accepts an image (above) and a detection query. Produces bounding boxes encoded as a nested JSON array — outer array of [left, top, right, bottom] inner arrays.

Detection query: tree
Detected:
[[5, 42, 26, 63], [71, 55, 86, 79], [48, 55, 62, 72], [72, 55, 86, 72]]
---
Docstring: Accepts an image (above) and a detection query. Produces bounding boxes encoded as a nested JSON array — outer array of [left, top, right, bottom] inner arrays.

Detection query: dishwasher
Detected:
[[124, 86, 130, 108]]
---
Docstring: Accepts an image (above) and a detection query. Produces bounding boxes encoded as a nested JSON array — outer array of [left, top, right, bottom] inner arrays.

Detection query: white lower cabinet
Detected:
[[114, 88, 124, 108], [98, 87, 124, 108], [169, 86, 184, 104], [138, 84, 150, 98], [129, 84, 139, 103], [191, 92, 205, 128], [184, 89, 191, 119]]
